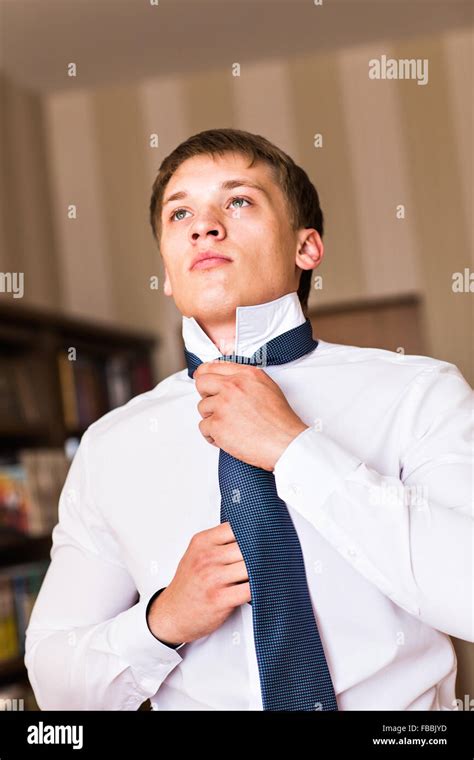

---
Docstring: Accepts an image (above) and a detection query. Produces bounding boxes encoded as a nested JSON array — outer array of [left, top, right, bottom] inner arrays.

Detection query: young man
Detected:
[[25, 129, 473, 711]]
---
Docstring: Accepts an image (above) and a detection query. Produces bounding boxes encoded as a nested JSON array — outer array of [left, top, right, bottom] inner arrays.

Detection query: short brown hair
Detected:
[[149, 128, 324, 316]]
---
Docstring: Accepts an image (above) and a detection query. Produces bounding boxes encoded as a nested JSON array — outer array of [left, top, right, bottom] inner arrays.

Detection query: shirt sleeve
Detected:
[[24, 429, 183, 711], [273, 362, 474, 643]]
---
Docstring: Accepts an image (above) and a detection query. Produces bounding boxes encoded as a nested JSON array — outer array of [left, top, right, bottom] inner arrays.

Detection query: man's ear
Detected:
[[295, 229, 324, 271], [163, 266, 173, 296]]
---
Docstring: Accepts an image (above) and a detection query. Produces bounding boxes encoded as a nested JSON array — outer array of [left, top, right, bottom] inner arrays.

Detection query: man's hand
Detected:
[[147, 522, 250, 645], [194, 360, 309, 471]]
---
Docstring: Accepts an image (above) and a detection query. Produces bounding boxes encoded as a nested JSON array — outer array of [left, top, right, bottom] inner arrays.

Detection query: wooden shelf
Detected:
[[0, 301, 157, 347], [0, 656, 26, 684], [0, 530, 52, 569], [0, 424, 49, 439]]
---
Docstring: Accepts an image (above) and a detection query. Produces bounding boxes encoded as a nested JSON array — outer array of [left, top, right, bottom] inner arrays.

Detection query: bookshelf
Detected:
[[0, 303, 159, 708]]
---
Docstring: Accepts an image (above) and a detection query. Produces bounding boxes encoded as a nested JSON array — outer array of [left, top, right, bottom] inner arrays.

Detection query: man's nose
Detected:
[[190, 214, 225, 240], [191, 226, 219, 240]]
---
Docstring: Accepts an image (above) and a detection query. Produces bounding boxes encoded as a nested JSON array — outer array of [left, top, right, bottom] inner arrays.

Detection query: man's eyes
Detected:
[[169, 196, 252, 222]]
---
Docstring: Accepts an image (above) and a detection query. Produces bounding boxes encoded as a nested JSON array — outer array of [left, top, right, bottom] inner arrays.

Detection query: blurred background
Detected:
[[0, 0, 472, 710]]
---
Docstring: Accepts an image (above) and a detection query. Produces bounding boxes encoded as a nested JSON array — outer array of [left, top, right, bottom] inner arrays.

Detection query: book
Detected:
[[57, 353, 79, 430], [0, 450, 70, 537], [0, 357, 43, 429], [0, 465, 29, 533], [105, 355, 132, 409], [0, 561, 49, 665], [0, 575, 18, 663], [0, 358, 25, 426]]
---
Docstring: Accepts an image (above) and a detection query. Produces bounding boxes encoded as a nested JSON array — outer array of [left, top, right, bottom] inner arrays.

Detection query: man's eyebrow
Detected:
[[162, 178, 270, 208]]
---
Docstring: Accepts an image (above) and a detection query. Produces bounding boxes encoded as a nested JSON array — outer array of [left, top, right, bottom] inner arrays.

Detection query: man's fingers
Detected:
[[218, 541, 245, 565], [198, 417, 214, 443], [210, 521, 238, 545], [224, 581, 251, 608], [221, 560, 249, 585], [195, 373, 226, 398], [194, 361, 242, 378], [197, 396, 215, 418]]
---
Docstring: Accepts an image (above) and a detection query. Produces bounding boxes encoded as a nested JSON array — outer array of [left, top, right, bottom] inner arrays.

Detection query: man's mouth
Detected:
[[191, 257, 232, 271], [190, 251, 233, 270]]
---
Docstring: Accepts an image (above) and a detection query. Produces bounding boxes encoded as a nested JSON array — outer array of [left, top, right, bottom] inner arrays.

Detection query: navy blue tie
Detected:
[[185, 318, 338, 711]]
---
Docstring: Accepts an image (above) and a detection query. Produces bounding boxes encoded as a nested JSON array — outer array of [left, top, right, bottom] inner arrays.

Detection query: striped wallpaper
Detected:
[[0, 26, 472, 382]]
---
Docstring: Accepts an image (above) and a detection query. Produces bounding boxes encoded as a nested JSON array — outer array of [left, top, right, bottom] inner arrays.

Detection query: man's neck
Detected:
[[181, 292, 306, 363], [193, 317, 236, 356]]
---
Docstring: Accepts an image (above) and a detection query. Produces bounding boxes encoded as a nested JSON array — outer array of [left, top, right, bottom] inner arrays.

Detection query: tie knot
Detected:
[[184, 317, 318, 379], [216, 351, 266, 367]]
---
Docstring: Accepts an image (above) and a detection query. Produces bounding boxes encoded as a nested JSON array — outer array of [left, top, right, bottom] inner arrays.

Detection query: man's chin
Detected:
[[182, 293, 240, 323]]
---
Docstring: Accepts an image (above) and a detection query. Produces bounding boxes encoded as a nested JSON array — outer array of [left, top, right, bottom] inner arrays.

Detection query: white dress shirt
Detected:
[[24, 291, 473, 711]]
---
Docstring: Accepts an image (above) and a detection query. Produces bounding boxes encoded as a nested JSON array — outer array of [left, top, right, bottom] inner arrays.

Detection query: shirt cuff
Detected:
[[145, 588, 186, 650], [274, 425, 362, 516], [108, 597, 184, 690]]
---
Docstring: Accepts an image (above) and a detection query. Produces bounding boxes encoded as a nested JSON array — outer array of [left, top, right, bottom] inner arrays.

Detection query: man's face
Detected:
[[158, 152, 307, 325]]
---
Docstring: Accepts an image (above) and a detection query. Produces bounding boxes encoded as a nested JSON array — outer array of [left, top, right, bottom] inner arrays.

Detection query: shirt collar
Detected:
[[181, 291, 307, 362]]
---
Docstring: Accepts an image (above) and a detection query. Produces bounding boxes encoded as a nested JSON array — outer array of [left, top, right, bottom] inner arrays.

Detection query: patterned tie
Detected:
[[184, 317, 338, 711]]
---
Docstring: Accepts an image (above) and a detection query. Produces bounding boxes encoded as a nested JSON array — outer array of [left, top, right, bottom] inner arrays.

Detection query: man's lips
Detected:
[[190, 252, 233, 271]]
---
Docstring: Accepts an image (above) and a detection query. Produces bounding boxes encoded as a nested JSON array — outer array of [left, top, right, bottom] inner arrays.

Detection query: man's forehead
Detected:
[[164, 154, 278, 201]]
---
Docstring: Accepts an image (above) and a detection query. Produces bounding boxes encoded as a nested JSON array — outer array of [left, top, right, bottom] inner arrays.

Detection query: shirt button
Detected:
[[347, 548, 358, 559], [289, 482, 302, 496]]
